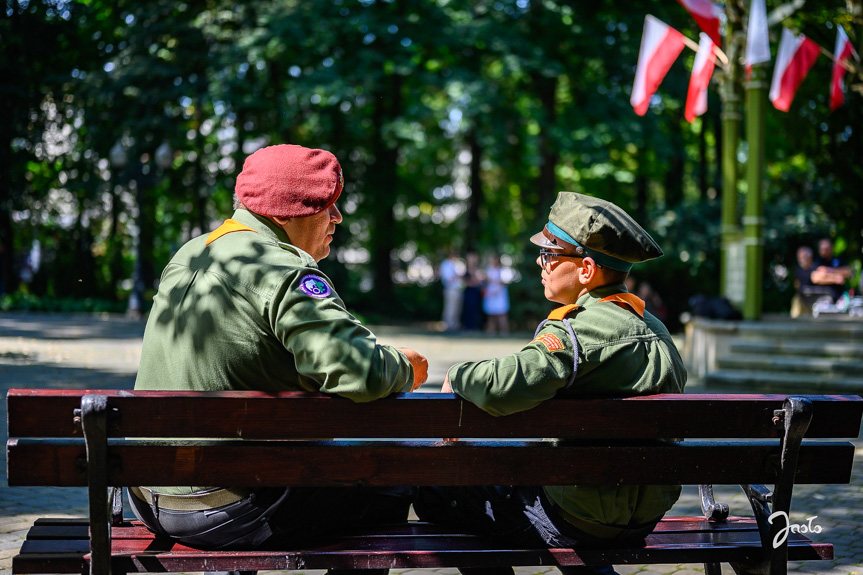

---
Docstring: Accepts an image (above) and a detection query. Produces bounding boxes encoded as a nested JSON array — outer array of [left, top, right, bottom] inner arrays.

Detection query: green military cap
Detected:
[[530, 192, 663, 272]]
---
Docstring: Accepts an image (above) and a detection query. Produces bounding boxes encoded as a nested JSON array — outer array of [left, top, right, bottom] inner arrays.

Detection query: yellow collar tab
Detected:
[[598, 293, 646, 318], [205, 219, 257, 246]]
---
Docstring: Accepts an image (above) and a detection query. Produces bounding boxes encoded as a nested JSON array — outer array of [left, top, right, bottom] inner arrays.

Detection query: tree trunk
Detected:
[[665, 121, 684, 207], [465, 128, 483, 253], [368, 75, 402, 303], [533, 73, 559, 218], [0, 9, 20, 295], [699, 119, 708, 198], [713, 108, 723, 195]]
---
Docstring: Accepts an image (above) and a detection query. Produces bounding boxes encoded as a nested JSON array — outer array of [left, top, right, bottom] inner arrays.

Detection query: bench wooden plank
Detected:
[[7, 438, 855, 486], [19, 516, 795, 540], [8, 391, 863, 439], [12, 518, 832, 574]]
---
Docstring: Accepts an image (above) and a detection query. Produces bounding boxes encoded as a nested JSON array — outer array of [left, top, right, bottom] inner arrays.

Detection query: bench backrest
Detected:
[[7, 391, 862, 488]]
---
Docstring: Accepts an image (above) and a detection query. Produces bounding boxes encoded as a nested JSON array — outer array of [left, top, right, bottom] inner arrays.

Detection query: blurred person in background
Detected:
[[483, 252, 510, 335]]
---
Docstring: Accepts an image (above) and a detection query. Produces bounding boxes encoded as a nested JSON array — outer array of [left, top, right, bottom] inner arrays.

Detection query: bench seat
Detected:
[[14, 517, 832, 574], [7, 390, 861, 575]]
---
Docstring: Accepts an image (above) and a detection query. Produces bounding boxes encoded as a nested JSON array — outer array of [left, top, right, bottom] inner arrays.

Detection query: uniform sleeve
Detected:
[[448, 322, 575, 416], [272, 270, 414, 402]]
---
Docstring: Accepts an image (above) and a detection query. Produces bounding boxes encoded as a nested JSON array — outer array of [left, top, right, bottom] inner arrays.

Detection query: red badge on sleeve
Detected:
[[532, 333, 564, 352]]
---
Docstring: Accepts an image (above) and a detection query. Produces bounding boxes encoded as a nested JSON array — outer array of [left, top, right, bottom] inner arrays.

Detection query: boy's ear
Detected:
[[579, 257, 597, 283]]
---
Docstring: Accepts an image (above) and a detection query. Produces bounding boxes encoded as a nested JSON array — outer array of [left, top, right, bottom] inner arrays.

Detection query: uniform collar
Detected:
[[229, 209, 319, 267], [576, 283, 629, 308], [230, 209, 290, 244]]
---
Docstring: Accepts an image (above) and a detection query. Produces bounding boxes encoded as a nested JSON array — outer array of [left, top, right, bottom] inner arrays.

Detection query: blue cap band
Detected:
[[546, 221, 633, 272]]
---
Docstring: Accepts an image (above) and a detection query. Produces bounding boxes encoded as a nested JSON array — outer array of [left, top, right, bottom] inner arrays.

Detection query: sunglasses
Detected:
[[539, 249, 585, 268]]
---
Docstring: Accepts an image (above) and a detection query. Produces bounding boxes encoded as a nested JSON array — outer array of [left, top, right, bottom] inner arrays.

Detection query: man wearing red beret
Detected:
[[130, 144, 428, 562]]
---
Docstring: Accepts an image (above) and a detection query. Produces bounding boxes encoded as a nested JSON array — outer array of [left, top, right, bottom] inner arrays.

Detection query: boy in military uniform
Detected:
[[414, 192, 687, 575], [130, 144, 428, 558]]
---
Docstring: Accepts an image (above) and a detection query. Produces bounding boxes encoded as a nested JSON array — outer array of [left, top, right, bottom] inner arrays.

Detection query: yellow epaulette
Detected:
[[598, 293, 646, 318], [547, 304, 580, 321], [205, 219, 257, 246]]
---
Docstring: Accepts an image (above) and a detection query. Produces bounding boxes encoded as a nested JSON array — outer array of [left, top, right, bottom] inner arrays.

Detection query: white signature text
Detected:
[[768, 511, 822, 548]]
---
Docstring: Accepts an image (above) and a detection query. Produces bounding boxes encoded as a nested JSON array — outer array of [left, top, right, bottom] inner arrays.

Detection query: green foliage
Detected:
[[2, 0, 861, 326], [0, 293, 126, 314]]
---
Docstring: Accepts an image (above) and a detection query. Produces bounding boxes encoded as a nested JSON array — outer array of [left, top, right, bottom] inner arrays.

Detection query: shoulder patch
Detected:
[[532, 333, 565, 352], [298, 274, 333, 298]]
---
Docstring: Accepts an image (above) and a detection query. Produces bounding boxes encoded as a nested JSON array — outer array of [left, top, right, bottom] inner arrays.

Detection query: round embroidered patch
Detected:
[[298, 274, 332, 298]]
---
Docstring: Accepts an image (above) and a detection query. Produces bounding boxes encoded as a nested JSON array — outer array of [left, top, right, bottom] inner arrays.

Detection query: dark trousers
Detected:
[[129, 486, 413, 574], [414, 486, 620, 575]]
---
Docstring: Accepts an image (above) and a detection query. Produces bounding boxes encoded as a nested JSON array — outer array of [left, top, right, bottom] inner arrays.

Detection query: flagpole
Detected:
[[814, 42, 858, 73], [681, 34, 730, 67]]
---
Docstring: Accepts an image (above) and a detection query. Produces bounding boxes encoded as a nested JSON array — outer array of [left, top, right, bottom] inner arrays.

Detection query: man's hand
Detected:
[[397, 348, 428, 391]]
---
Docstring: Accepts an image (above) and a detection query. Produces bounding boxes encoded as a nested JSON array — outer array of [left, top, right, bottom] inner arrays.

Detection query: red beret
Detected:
[[235, 144, 344, 218]]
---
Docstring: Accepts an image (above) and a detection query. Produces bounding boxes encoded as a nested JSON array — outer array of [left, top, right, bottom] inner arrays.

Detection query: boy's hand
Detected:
[[441, 373, 459, 441], [441, 373, 453, 394]]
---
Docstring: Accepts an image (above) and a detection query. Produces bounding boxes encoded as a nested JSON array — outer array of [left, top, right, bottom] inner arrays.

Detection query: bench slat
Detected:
[[8, 391, 862, 439], [16, 516, 777, 540], [11, 518, 831, 574], [8, 439, 855, 486]]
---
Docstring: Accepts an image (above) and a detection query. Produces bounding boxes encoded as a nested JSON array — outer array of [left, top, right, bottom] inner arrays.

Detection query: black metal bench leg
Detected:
[[78, 394, 111, 575], [765, 396, 812, 575], [704, 563, 721, 575], [738, 396, 813, 575]]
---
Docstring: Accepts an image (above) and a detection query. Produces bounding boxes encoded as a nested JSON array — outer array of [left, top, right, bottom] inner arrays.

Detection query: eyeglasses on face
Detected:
[[539, 249, 584, 268]]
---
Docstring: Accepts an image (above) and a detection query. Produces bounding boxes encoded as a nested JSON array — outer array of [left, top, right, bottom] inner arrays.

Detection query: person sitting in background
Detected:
[[811, 238, 851, 302], [790, 245, 823, 317]]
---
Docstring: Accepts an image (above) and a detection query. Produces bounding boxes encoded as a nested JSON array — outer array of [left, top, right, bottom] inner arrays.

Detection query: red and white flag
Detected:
[[685, 34, 717, 123], [769, 28, 821, 112], [744, 0, 771, 71], [830, 26, 858, 111], [676, 0, 723, 47], [631, 15, 687, 116]]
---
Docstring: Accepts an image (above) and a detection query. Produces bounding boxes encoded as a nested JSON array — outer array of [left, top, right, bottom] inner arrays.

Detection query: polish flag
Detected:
[[769, 28, 821, 112], [676, 0, 723, 47], [631, 15, 687, 116], [744, 0, 771, 71], [685, 34, 717, 122], [830, 27, 858, 111]]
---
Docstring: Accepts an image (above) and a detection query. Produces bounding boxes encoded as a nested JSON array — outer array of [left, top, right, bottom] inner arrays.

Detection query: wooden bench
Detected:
[[6, 390, 862, 575]]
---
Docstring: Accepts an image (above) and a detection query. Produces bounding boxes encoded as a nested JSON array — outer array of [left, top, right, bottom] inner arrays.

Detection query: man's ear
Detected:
[[271, 215, 290, 226]]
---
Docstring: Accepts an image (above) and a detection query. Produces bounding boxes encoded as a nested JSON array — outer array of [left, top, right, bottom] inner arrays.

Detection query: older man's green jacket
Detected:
[[447, 284, 687, 539], [136, 209, 414, 493]]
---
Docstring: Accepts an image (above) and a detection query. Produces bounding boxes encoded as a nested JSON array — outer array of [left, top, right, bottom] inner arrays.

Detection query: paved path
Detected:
[[1, 312, 861, 575]]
